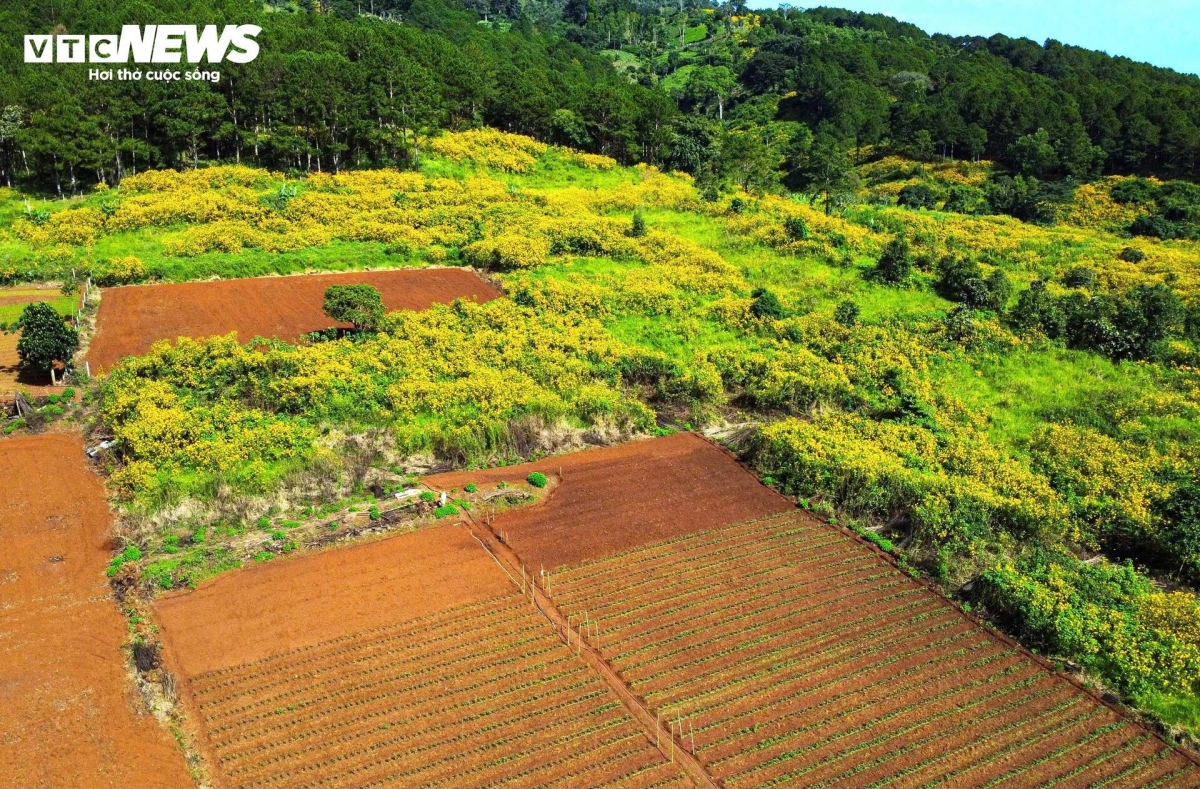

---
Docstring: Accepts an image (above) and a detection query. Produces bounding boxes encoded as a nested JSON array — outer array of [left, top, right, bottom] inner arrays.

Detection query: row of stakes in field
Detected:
[[514, 560, 699, 760]]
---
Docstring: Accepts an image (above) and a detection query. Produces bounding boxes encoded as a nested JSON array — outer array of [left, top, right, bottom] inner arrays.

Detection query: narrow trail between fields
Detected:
[[455, 505, 719, 789]]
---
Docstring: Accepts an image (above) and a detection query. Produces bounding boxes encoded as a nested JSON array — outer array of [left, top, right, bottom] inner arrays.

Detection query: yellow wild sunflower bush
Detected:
[[99, 299, 661, 505]]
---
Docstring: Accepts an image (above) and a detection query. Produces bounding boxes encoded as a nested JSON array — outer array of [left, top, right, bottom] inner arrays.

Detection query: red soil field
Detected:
[[426, 432, 792, 569], [156, 524, 688, 788], [0, 434, 191, 788], [87, 268, 501, 371], [550, 511, 1200, 788], [155, 524, 511, 676]]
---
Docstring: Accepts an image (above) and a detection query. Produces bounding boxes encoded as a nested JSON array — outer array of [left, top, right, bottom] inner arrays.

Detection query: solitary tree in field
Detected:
[[15, 302, 78, 374], [323, 284, 385, 333]]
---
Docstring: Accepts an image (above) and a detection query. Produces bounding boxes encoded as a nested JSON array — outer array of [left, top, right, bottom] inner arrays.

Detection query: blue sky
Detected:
[[742, 1, 1200, 76]]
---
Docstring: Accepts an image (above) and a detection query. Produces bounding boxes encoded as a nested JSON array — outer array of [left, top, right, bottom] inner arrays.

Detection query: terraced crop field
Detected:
[[550, 511, 1200, 788], [186, 593, 688, 788]]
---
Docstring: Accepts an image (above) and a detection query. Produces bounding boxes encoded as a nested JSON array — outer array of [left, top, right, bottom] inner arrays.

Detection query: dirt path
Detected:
[[0, 433, 191, 787], [87, 267, 501, 371]]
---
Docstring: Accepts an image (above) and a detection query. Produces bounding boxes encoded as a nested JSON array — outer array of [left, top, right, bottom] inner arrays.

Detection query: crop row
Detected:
[[554, 514, 827, 609], [548, 514, 1189, 787], [554, 515, 830, 609], [201, 617, 553, 727], [194, 596, 531, 701], [552, 510, 803, 587], [194, 588, 681, 789], [580, 543, 875, 636], [213, 664, 599, 770], [192, 595, 506, 687], [585, 549, 887, 645]]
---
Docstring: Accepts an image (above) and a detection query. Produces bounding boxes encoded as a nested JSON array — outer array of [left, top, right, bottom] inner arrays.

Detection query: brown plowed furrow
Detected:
[[696, 642, 1022, 760], [621, 590, 939, 690], [193, 603, 527, 701], [1018, 729, 1147, 787], [720, 669, 1060, 786], [315, 706, 635, 788], [800, 678, 1071, 788], [213, 663, 596, 773], [925, 703, 1107, 787], [1102, 752, 1195, 789], [604, 567, 902, 655], [708, 651, 1039, 772], [190, 596, 506, 691], [1150, 767, 1200, 788], [201, 624, 549, 726], [1059, 736, 1171, 788], [604, 761, 693, 789], [606, 583, 912, 689], [637, 608, 966, 706], [607, 573, 911, 670], [551, 511, 803, 587], [494, 733, 663, 789], [243, 692, 626, 787], [581, 546, 869, 631], [204, 642, 565, 744], [395, 719, 644, 788], [667, 622, 983, 730], [555, 521, 832, 609]]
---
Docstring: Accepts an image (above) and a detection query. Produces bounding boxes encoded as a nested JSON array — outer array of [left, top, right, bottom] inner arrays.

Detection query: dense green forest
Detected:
[[4, 0, 1200, 196]]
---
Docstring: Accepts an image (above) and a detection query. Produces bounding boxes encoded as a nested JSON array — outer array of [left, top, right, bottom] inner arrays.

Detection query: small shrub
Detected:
[[784, 216, 809, 241], [465, 483, 478, 493], [60, 387, 75, 400], [750, 287, 785, 320], [420, 490, 436, 502], [368, 505, 381, 520], [271, 529, 287, 541], [434, 504, 459, 518], [3, 418, 26, 435], [834, 299, 860, 327], [1118, 246, 1146, 263], [527, 471, 548, 488], [46, 393, 59, 404], [872, 236, 912, 285], [897, 183, 939, 210], [630, 212, 647, 238], [728, 197, 747, 214], [256, 516, 270, 530], [1063, 267, 1096, 289]]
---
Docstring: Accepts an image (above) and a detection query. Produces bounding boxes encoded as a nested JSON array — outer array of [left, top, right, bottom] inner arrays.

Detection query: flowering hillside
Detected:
[[3, 130, 1200, 739]]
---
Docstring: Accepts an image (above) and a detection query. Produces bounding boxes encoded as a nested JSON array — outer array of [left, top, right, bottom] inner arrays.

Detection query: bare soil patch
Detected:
[[0, 434, 191, 788], [87, 267, 501, 371], [154, 524, 509, 676], [426, 432, 791, 569]]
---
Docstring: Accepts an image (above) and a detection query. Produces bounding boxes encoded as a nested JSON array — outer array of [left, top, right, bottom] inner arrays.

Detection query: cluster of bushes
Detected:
[[1115, 178, 1200, 241], [980, 554, 1200, 703], [1007, 280, 1188, 361]]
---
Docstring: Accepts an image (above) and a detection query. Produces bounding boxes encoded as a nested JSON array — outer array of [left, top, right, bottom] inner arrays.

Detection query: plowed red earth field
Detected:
[[88, 268, 501, 371], [0, 434, 191, 787], [426, 432, 792, 569], [550, 511, 1200, 788], [155, 524, 689, 788]]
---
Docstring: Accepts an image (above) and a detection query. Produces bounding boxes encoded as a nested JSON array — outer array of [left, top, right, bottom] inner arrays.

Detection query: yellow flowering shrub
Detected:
[[99, 299, 661, 503], [755, 413, 1069, 558], [428, 128, 549, 172], [463, 233, 551, 270], [92, 255, 147, 286]]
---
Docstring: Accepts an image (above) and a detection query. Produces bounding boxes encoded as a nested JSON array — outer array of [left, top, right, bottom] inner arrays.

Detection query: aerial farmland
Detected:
[[5, 2, 1200, 785]]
